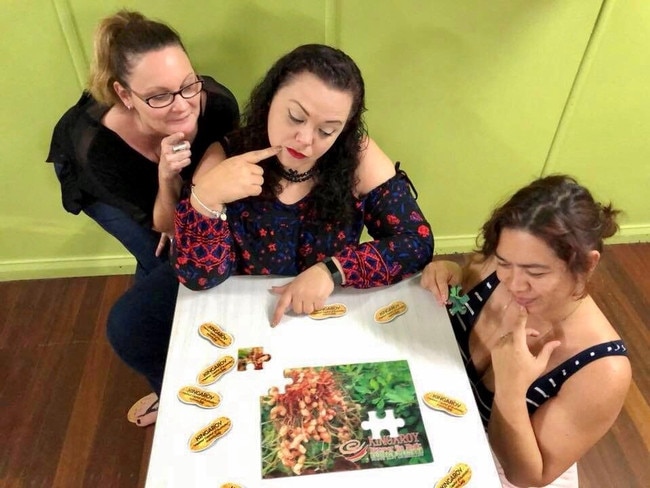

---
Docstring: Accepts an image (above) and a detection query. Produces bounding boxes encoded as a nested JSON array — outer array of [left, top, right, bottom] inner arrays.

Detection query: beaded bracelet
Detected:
[[190, 185, 227, 221]]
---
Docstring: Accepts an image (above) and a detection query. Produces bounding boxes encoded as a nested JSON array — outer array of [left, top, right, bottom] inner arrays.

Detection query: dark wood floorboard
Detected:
[[0, 243, 647, 487], [0, 274, 153, 488], [576, 244, 650, 488]]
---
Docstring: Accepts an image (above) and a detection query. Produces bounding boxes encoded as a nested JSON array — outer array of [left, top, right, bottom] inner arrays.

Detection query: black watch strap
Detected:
[[322, 257, 343, 286]]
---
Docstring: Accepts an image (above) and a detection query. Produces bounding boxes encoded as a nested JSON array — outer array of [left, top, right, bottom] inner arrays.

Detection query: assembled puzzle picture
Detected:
[[260, 359, 433, 478]]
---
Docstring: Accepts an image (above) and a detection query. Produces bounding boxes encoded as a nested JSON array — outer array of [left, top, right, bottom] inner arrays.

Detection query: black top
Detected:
[[448, 272, 628, 427], [46, 76, 239, 228]]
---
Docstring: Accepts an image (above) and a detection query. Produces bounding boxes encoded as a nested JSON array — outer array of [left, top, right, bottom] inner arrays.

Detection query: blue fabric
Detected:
[[106, 263, 178, 395], [82, 200, 168, 281], [174, 171, 433, 291]]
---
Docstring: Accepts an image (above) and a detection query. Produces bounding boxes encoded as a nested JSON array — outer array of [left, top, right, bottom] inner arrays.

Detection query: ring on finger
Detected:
[[172, 142, 188, 153]]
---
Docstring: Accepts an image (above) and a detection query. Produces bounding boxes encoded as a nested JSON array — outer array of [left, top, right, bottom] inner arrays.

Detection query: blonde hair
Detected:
[[87, 10, 185, 105]]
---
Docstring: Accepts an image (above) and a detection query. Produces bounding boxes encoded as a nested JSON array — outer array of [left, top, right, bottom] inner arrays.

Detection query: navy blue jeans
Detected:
[[107, 263, 179, 395], [53, 164, 174, 392], [83, 202, 168, 282], [53, 162, 167, 281]]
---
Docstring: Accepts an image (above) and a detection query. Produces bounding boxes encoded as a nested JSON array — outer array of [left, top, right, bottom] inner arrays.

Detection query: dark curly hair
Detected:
[[478, 175, 620, 280], [227, 44, 367, 224]]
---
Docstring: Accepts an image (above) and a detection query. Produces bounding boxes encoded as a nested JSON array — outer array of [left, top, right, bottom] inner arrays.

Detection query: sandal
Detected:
[[127, 392, 159, 427]]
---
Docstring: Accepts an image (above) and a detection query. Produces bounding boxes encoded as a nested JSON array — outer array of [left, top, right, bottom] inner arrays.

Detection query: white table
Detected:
[[146, 274, 501, 487]]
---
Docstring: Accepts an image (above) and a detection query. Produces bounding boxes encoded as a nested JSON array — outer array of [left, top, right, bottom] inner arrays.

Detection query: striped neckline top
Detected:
[[447, 271, 627, 427]]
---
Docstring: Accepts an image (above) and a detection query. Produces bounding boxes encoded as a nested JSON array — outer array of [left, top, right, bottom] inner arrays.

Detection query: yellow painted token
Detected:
[[423, 391, 468, 417], [189, 416, 232, 452], [308, 303, 348, 320], [435, 463, 472, 488], [177, 385, 221, 408], [220, 484, 243, 488], [374, 300, 408, 323], [198, 322, 234, 348], [197, 355, 236, 386]]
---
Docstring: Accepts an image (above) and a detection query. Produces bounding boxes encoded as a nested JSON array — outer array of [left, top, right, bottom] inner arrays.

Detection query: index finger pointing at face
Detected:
[[245, 146, 282, 164]]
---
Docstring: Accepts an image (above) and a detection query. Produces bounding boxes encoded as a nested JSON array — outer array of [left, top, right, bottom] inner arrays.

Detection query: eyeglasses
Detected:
[[129, 79, 204, 108]]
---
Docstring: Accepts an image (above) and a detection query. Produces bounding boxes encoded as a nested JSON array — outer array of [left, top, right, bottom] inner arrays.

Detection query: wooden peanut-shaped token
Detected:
[[177, 385, 221, 408], [197, 355, 236, 386], [199, 322, 234, 348], [423, 391, 468, 417], [309, 303, 348, 320], [434, 462, 472, 488], [374, 300, 408, 323], [189, 416, 232, 452]]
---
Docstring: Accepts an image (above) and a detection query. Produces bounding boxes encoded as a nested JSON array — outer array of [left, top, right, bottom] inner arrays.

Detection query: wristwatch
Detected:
[[321, 257, 343, 286]]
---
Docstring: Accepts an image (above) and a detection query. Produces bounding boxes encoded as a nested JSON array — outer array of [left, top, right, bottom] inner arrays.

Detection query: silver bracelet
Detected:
[[190, 185, 227, 221]]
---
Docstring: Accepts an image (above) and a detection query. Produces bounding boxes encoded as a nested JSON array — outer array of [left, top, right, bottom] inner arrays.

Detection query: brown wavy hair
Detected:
[[87, 10, 185, 106], [478, 174, 620, 279]]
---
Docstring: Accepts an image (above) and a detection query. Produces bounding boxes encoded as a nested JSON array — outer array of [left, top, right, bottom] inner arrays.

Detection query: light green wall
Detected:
[[1, 0, 648, 280], [338, 0, 609, 245], [545, 0, 650, 237]]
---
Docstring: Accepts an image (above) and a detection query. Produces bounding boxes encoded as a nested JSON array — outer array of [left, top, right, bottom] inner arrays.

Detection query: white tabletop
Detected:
[[146, 274, 501, 487]]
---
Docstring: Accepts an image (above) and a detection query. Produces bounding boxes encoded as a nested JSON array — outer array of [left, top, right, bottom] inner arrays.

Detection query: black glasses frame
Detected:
[[129, 79, 204, 108]]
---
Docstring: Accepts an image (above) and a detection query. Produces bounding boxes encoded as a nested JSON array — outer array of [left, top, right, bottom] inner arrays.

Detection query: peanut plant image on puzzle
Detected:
[[260, 360, 432, 478]]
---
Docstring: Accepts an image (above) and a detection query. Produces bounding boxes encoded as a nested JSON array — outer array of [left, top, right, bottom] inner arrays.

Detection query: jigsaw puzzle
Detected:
[[259, 360, 432, 478], [237, 347, 272, 371], [447, 285, 470, 316]]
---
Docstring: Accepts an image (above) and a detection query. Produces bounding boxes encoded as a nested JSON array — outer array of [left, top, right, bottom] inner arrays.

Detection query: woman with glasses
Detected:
[[47, 9, 239, 281]]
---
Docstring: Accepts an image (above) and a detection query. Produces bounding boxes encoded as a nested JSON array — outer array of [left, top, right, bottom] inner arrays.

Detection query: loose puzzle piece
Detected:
[[259, 360, 432, 479], [374, 301, 408, 323], [361, 409, 405, 438], [188, 416, 232, 452], [448, 285, 469, 316], [435, 462, 472, 488], [237, 347, 272, 371]]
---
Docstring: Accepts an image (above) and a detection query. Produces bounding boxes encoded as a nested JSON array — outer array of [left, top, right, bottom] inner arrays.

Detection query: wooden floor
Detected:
[[0, 243, 648, 487]]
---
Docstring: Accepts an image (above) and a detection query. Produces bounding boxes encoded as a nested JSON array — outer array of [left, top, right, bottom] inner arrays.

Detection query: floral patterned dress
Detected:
[[173, 170, 433, 290]]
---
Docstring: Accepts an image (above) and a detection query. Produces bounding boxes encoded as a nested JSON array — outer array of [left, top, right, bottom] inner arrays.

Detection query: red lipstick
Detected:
[[286, 147, 306, 159]]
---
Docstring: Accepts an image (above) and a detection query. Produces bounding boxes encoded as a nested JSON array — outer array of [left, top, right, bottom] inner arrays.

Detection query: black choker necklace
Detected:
[[277, 165, 318, 183]]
